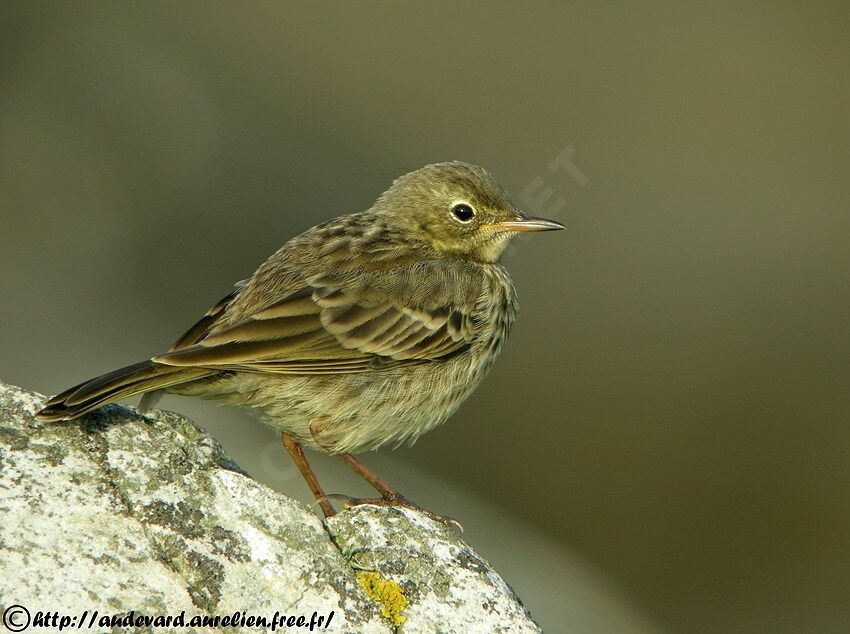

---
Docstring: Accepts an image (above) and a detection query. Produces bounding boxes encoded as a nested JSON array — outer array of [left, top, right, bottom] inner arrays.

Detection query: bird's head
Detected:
[[373, 161, 564, 263]]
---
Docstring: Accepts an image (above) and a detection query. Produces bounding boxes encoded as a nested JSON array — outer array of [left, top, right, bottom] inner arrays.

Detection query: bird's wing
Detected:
[[152, 262, 481, 374], [166, 282, 246, 351]]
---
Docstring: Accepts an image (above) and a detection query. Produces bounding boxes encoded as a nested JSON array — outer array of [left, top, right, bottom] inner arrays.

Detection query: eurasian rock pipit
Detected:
[[37, 161, 564, 522]]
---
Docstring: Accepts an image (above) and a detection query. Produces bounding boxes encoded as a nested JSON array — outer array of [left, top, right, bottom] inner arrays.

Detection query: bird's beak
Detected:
[[488, 212, 565, 233]]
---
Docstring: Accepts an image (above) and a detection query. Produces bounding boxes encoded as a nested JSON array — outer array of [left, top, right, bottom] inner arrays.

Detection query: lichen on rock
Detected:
[[327, 506, 541, 633], [356, 571, 410, 627]]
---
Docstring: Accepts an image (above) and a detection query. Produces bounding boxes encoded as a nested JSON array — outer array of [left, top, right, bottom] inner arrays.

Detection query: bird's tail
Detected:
[[36, 360, 212, 422]]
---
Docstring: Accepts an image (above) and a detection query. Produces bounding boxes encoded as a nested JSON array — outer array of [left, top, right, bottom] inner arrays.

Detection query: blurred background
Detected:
[[2, 2, 849, 631]]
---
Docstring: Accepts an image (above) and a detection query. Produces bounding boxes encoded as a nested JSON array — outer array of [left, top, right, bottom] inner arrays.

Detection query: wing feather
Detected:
[[153, 262, 482, 374]]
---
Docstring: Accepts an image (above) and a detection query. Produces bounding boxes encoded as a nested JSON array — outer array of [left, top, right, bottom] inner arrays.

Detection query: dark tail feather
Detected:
[[36, 360, 211, 421]]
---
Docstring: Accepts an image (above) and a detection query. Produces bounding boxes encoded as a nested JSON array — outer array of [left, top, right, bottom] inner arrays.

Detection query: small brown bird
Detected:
[[37, 162, 563, 521]]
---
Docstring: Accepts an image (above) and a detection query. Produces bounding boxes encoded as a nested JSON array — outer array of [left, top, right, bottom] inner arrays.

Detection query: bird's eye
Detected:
[[451, 203, 475, 223]]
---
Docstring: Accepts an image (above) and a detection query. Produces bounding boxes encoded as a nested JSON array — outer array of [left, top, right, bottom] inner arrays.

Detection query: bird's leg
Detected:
[[280, 433, 336, 518], [307, 421, 461, 529], [334, 452, 462, 531], [334, 452, 403, 499], [307, 420, 402, 499]]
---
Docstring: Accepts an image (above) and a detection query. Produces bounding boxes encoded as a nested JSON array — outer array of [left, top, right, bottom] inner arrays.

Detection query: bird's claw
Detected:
[[331, 493, 463, 531]]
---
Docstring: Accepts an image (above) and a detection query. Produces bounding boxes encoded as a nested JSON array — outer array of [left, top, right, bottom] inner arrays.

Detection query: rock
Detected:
[[0, 381, 540, 632], [328, 508, 540, 633]]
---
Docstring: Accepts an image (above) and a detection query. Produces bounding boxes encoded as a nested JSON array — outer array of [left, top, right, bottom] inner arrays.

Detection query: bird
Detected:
[[37, 161, 564, 523]]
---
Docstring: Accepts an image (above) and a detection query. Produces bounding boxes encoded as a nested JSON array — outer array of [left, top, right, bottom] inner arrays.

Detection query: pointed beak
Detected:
[[489, 212, 565, 233]]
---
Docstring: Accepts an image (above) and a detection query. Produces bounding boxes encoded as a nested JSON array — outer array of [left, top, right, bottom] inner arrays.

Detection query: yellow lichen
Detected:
[[356, 570, 409, 627]]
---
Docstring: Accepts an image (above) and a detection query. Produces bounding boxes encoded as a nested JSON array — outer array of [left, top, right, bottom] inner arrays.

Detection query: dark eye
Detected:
[[451, 203, 475, 222]]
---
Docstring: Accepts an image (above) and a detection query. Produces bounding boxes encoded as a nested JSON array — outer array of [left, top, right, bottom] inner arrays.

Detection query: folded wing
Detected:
[[153, 263, 480, 375]]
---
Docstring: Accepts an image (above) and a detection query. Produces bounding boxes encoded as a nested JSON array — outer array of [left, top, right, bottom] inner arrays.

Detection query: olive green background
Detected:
[[2, 2, 848, 631]]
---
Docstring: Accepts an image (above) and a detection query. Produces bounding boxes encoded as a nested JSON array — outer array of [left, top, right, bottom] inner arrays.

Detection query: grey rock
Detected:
[[327, 507, 540, 633], [0, 381, 540, 632]]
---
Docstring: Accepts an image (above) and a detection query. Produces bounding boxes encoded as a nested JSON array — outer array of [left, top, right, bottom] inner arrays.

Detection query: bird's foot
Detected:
[[323, 493, 462, 531]]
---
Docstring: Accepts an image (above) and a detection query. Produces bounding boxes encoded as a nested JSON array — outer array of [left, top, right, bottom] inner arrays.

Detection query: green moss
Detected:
[[356, 571, 408, 627]]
